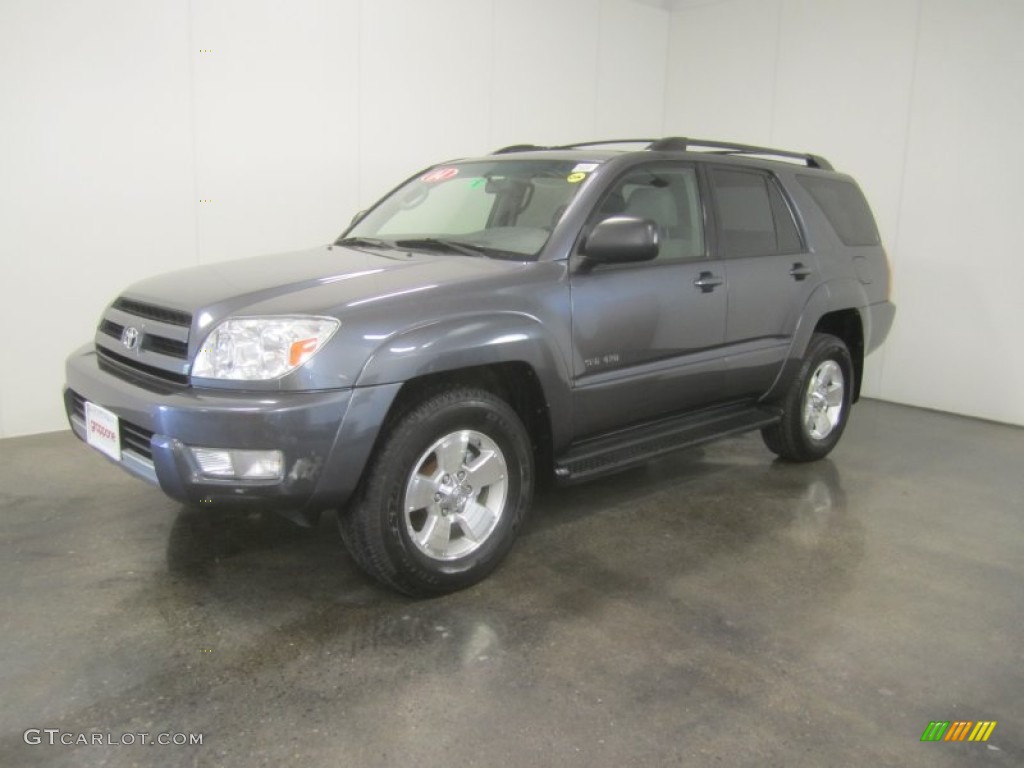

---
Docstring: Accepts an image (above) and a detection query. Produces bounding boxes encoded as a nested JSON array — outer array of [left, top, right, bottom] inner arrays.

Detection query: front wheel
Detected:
[[762, 333, 854, 462], [338, 387, 533, 596]]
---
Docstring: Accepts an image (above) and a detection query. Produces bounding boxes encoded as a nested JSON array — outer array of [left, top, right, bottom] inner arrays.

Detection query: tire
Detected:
[[338, 387, 533, 596], [762, 333, 854, 462]]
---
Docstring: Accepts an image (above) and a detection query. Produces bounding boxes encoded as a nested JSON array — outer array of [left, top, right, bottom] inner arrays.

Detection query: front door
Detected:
[[570, 163, 729, 438]]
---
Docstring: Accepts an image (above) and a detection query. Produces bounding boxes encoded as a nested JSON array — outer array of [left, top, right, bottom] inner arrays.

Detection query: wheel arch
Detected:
[[763, 278, 869, 404], [354, 313, 570, 473], [382, 362, 554, 477], [814, 308, 865, 401]]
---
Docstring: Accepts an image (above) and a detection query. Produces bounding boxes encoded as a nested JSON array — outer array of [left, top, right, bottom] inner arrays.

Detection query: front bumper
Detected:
[[64, 345, 399, 520]]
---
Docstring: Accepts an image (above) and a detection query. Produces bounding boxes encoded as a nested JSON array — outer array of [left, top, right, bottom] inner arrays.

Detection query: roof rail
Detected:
[[647, 137, 833, 170], [493, 137, 833, 169], [492, 144, 550, 154], [554, 139, 658, 150], [520, 137, 833, 170]]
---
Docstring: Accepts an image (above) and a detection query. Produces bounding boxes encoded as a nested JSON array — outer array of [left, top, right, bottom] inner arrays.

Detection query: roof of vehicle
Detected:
[[475, 137, 834, 172]]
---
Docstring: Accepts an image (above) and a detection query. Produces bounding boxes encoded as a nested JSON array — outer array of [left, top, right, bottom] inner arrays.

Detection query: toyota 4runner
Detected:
[[64, 137, 895, 595]]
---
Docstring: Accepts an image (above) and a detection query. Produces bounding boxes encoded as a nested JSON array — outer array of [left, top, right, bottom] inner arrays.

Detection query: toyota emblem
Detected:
[[121, 326, 140, 351]]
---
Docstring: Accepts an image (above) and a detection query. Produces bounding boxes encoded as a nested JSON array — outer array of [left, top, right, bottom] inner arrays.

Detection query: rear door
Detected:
[[707, 166, 822, 399], [569, 163, 729, 438]]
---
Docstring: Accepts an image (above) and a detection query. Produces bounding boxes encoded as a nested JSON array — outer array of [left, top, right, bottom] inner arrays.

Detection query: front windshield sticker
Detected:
[[566, 172, 587, 183], [572, 162, 599, 173], [422, 167, 459, 183], [469, 177, 485, 188]]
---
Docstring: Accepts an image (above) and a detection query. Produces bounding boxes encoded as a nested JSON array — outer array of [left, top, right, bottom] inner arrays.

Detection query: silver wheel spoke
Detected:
[[804, 408, 816, 433], [406, 472, 438, 512], [435, 431, 470, 473], [465, 450, 504, 489], [418, 513, 452, 555], [823, 382, 843, 407], [457, 501, 496, 543]]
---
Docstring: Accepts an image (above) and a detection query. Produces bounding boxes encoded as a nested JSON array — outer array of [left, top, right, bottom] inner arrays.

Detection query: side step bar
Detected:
[[553, 404, 782, 483]]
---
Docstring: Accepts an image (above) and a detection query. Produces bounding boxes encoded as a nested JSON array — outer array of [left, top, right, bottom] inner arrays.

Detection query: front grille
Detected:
[[69, 390, 155, 461], [99, 314, 189, 361], [96, 296, 192, 385], [99, 319, 124, 338], [70, 390, 86, 419], [97, 347, 190, 385], [112, 297, 191, 327], [143, 335, 188, 358], [121, 421, 155, 460]]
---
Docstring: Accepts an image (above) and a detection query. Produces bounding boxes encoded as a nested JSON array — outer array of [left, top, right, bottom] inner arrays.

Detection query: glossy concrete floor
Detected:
[[1, 400, 1021, 768]]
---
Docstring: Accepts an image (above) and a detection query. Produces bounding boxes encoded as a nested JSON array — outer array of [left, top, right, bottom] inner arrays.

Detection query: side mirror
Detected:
[[580, 216, 659, 269]]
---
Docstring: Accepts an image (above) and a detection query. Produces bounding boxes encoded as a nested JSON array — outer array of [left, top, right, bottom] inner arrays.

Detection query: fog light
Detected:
[[190, 448, 284, 481]]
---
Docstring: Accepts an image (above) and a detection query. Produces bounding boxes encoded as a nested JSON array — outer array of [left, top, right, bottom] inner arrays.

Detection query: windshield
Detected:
[[342, 159, 596, 259]]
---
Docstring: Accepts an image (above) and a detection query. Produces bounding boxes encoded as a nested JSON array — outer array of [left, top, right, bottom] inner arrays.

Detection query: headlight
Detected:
[[191, 316, 340, 381]]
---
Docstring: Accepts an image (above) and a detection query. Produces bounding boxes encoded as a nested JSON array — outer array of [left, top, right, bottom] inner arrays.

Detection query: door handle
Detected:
[[789, 262, 813, 281], [693, 271, 724, 293]]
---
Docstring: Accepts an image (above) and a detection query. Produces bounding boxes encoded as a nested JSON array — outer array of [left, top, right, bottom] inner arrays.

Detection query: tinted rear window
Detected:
[[711, 168, 804, 258], [798, 176, 880, 246]]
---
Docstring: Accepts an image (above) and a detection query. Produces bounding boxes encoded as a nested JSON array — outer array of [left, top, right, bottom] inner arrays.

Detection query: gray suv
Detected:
[[64, 137, 895, 595]]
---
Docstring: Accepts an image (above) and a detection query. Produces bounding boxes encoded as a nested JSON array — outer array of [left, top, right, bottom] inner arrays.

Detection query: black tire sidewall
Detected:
[[372, 392, 532, 593]]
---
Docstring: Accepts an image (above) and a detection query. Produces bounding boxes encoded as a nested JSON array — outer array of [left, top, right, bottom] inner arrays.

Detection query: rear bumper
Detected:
[[865, 300, 896, 355], [64, 345, 399, 521]]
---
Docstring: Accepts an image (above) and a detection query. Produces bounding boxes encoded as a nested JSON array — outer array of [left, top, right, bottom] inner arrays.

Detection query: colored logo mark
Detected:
[[422, 167, 459, 183], [921, 721, 997, 742]]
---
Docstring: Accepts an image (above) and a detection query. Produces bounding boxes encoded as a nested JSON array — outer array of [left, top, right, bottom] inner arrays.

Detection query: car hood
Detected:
[[121, 244, 527, 319]]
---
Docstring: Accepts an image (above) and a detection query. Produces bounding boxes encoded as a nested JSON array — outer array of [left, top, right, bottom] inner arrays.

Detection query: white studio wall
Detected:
[[189, 0, 361, 265], [359, 0, 669, 206], [0, 0, 197, 439], [665, 0, 1024, 426], [0, 0, 669, 438], [5, 0, 1019, 436]]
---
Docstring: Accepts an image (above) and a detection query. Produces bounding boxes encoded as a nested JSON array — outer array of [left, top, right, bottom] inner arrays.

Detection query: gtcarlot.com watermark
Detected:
[[24, 729, 203, 747]]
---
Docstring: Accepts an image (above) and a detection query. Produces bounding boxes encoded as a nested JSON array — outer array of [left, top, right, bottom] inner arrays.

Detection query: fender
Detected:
[[762, 276, 870, 403], [354, 312, 574, 450]]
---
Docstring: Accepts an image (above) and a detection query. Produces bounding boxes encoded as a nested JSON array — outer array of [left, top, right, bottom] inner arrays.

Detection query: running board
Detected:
[[554, 404, 781, 483]]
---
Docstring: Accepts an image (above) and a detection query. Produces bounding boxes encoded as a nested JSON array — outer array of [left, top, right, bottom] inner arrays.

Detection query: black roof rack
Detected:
[[491, 137, 833, 170], [492, 144, 551, 154], [647, 137, 833, 170], [491, 140, 654, 154], [555, 139, 658, 149]]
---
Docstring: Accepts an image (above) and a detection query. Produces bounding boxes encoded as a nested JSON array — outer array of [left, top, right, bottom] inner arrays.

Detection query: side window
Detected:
[[768, 181, 802, 252], [711, 168, 804, 258], [797, 175, 881, 246], [589, 165, 705, 262]]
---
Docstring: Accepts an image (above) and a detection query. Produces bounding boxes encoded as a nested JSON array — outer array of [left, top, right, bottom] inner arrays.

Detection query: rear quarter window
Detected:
[[797, 176, 881, 247]]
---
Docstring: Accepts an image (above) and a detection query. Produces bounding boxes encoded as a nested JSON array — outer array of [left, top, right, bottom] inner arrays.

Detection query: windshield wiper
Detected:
[[335, 236, 396, 249], [393, 238, 487, 258]]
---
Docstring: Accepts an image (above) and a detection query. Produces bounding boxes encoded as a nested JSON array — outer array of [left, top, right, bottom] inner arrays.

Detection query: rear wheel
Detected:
[[762, 333, 853, 462], [339, 387, 533, 596]]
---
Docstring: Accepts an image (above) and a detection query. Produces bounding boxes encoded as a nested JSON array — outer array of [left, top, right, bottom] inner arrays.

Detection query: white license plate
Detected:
[[84, 401, 121, 461]]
